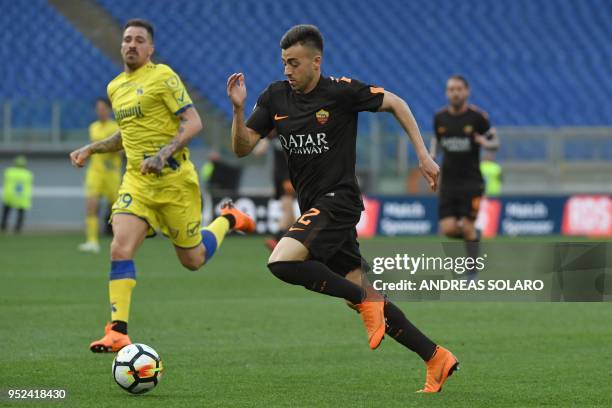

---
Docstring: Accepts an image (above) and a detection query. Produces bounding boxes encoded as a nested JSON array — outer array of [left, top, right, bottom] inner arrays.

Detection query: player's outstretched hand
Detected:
[[140, 154, 166, 175], [69, 147, 91, 168], [227, 73, 247, 110], [419, 155, 440, 192]]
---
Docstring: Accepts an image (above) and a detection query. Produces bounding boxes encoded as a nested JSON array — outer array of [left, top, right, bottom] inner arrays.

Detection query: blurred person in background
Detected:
[[480, 148, 502, 196], [199, 151, 242, 198], [1, 155, 33, 234], [78, 97, 121, 253], [430, 75, 499, 277], [199, 151, 243, 225], [252, 130, 295, 251]]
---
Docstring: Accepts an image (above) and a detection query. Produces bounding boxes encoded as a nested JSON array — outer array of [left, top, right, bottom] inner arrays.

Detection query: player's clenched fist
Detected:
[[140, 154, 166, 175], [227, 73, 247, 109], [69, 147, 91, 167]]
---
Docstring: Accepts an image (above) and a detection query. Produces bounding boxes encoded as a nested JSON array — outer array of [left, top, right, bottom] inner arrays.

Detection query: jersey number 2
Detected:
[[296, 208, 320, 226]]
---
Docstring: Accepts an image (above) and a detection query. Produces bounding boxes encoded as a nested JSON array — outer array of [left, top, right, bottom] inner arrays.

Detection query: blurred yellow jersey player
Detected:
[[79, 98, 121, 253], [69, 18, 255, 353]]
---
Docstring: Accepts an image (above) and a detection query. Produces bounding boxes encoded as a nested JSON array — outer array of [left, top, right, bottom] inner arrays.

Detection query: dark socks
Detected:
[[15, 209, 25, 233], [465, 239, 480, 277], [268, 260, 437, 361], [384, 301, 437, 361], [268, 260, 363, 304], [1, 204, 10, 232], [111, 320, 128, 335], [465, 239, 480, 258]]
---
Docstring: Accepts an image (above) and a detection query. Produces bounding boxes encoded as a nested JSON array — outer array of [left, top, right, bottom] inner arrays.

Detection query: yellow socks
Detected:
[[109, 260, 136, 323], [86, 215, 98, 243], [200, 216, 230, 263]]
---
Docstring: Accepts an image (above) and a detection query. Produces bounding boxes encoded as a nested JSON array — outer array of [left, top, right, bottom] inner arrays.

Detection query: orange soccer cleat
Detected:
[[89, 322, 132, 353], [220, 200, 256, 233], [418, 345, 459, 393], [355, 298, 386, 350]]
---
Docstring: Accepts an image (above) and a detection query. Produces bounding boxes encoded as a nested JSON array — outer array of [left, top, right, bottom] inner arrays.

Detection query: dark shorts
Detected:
[[438, 188, 483, 221], [284, 195, 364, 276]]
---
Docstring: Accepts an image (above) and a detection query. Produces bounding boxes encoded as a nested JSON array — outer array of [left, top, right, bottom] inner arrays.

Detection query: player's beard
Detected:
[[124, 53, 144, 71], [126, 61, 141, 71], [451, 98, 467, 110]]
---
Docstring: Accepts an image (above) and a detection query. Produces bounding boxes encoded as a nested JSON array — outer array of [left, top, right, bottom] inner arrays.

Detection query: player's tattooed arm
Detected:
[[69, 131, 123, 168], [378, 91, 440, 191], [227, 73, 262, 157], [89, 131, 123, 153], [140, 107, 203, 175]]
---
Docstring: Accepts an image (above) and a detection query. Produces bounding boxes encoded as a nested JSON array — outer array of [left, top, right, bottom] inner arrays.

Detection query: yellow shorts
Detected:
[[111, 164, 203, 248], [85, 169, 121, 203]]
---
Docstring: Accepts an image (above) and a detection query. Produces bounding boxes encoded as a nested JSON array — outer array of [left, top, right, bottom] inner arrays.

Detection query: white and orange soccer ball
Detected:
[[112, 343, 163, 394]]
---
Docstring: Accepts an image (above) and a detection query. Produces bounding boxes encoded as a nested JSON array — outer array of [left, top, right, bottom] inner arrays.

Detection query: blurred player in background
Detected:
[[252, 130, 295, 250], [227, 24, 458, 393], [481, 149, 502, 196], [70, 19, 254, 353], [78, 98, 121, 253], [430, 75, 499, 276], [1, 155, 33, 234]]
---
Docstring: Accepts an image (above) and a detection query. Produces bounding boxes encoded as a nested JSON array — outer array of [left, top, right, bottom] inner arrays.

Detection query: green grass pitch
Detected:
[[1, 233, 611, 407]]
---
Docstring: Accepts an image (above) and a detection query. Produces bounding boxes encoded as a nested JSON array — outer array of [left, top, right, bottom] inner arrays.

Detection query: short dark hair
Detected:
[[280, 24, 323, 53], [448, 74, 469, 88], [124, 18, 154, 42], [95, 97, 111, 108]]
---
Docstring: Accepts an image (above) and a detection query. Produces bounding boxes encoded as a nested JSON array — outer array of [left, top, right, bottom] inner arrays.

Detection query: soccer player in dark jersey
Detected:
[[430, 75, 499, 274], [227, 24, 458, 393]]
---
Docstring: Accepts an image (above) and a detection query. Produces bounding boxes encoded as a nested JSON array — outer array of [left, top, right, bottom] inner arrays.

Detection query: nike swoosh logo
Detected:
[[274, 114, 289, 121], [289, 227, 304, 231]]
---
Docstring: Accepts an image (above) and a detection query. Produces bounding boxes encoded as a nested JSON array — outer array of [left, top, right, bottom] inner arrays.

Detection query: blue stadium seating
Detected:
[[0, 0, 118, 128], [95, 0, 612, 130], [1, 0, 611, 161]]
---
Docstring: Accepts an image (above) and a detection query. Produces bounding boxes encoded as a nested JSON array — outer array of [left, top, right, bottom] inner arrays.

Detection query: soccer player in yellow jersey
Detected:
[[70, 19, 255, 353], [78, 98, 121, 253]]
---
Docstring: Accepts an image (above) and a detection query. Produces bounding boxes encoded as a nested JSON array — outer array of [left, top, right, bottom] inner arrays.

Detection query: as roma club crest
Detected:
[[316, 109, 330, 125]]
